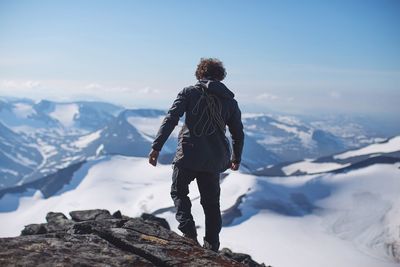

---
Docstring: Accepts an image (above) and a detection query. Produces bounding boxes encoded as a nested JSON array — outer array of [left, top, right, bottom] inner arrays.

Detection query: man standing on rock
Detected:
[[148, 58, 244, 252]]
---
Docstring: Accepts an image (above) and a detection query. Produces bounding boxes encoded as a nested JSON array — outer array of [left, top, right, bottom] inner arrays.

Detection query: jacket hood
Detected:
[[197, 80, 235, 99]]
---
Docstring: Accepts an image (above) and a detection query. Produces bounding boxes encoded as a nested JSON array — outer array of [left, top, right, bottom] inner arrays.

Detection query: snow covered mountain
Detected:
[[255, 135, 400, 176], [242, 113, 383, 162], [0, 98, 121, 132], [0, 122, 42, 188], [0, 138, 399, 266], [0, 97, 393, 191], [89, 109, 154, 157], [0, 98, 123, 187]]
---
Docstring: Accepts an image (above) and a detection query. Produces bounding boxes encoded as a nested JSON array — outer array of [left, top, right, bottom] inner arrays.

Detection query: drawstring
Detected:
[[192, 82, 226, 137]]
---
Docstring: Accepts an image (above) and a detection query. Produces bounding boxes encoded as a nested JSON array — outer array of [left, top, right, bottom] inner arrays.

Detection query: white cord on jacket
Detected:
[[192, 85, 226, 137]]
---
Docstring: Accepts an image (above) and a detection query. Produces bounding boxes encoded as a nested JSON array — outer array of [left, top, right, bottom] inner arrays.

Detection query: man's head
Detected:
[[195, 58, 226, 81]]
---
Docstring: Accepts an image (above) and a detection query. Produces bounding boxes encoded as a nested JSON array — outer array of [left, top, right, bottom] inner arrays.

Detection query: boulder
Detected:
[[221, 248, 270, 267], [141, 212, 171, 230], [69, 209, 113, 221]]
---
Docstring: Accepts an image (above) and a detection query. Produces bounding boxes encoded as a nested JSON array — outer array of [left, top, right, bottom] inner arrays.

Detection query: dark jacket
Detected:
[[152, 80, 244, 173]]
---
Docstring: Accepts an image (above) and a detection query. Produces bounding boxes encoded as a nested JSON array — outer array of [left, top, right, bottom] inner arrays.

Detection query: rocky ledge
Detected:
[[0, 209, 268, 267]]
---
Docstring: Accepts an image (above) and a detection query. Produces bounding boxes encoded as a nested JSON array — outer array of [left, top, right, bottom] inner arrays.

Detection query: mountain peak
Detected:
[[0, 209, 267, 267]]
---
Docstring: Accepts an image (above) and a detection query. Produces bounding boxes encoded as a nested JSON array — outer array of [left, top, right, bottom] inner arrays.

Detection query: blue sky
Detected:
[[0, 0, 399, 118]]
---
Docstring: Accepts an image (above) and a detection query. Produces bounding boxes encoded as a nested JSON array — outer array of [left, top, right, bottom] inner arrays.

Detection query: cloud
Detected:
[[83, 84, 135, 94], [84, 83, 102, 90], [0, 80, 41, 89], [137, 87, 160, 94], [256, 93, 279, 101], [83, 83, 161, 95], [108, 87, 131, 93]]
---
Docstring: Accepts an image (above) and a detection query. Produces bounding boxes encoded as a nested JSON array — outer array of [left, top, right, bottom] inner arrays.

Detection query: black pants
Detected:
[[171, 165, 222, 244]]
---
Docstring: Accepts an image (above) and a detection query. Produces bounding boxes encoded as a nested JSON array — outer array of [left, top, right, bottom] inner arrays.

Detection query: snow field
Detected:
[[334, 136, 400, 160]]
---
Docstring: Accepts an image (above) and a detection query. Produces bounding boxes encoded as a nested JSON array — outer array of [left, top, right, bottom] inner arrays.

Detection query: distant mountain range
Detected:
[[254, 135, 400, 176], [0, 97, 395, 189]]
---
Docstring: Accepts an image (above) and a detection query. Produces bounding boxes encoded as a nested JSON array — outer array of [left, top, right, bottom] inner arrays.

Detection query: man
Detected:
[[148, 58, 244, 252]]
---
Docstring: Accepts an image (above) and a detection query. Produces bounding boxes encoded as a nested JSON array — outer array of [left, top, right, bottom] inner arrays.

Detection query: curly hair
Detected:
[[195, 58, 227, 81]]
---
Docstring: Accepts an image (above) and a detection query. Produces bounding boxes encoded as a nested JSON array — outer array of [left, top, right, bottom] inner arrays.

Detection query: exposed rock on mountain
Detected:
[[0, 209, 267, 267]]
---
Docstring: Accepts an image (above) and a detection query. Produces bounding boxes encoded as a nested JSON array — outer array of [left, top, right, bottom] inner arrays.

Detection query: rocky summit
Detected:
[[0, 209, 268, 267]]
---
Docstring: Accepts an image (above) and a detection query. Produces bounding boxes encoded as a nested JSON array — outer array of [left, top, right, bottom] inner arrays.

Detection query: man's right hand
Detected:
[[230, 161, 240, 171], [148, 149, 159, 166]]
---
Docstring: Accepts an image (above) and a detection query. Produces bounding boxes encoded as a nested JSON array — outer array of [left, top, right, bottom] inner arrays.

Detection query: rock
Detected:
[[21, 223, 47, 236], [112, 210, 122, 219], [1, 233, 154, 266], [0, 209, 268, 267], [44, 211, 75, 233], [220, 248, 269, 267], [46, 211, 68, 223], [69, 209, 113, 221], [141, 212, 170, 230]]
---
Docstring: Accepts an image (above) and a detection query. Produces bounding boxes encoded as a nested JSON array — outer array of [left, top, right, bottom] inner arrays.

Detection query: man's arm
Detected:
[[149, 89, 187, 165], [227, 100, 244, 169]]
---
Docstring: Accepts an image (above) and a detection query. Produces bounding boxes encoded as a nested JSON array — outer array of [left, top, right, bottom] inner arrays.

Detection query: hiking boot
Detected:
[[203, 238, 220, 252], [183, 233, 200, 246]]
